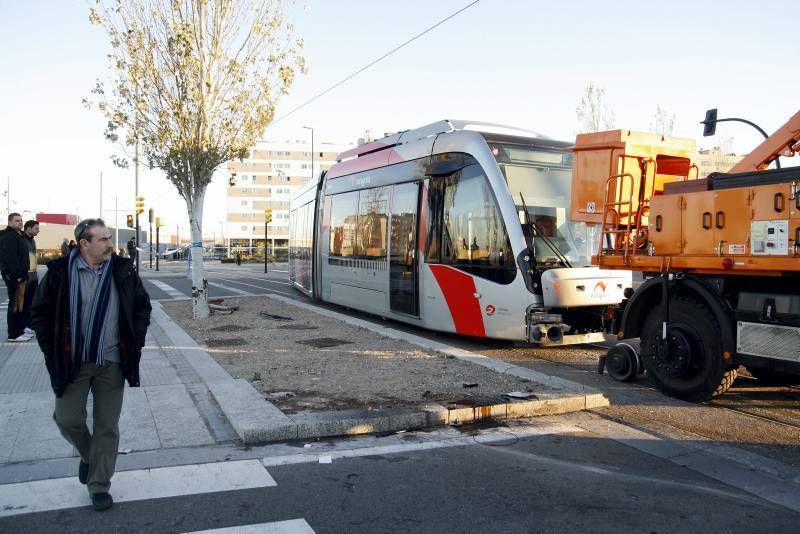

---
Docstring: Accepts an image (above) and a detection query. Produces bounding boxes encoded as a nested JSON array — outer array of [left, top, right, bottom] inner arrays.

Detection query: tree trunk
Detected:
[[187, 187, 209, 319]]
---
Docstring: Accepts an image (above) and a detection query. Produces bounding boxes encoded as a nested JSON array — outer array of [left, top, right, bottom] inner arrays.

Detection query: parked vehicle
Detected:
[[290, 120, 631, 344], [573, 110, 800, 400]]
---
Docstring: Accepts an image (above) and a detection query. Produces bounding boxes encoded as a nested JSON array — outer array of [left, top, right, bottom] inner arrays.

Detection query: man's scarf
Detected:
[[68, 249, 114, 365]]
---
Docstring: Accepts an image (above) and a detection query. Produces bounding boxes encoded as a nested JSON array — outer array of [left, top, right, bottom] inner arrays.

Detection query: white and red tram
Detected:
[[289, 120, 631, 345]]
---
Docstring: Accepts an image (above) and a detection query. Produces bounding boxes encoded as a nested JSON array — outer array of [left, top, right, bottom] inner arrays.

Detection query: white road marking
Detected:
[[185, 519, 315, 534], [207, 281, 253, 296], [0, 459, 276, 518], [261, 423, 584, 467], [150, 279, 186, 299], [219, 277, 292, 288]]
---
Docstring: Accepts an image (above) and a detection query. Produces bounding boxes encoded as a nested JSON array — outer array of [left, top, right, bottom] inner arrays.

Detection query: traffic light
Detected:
[[135, 196, 145, 214], [126, 214, 134, 228], [148, 208, 154, 224], [156, 217, 163, 227], [264, 209, 272, 224]]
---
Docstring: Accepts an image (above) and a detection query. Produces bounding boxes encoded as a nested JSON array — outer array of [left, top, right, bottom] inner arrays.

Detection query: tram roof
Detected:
[[335, 119, 552, 163]]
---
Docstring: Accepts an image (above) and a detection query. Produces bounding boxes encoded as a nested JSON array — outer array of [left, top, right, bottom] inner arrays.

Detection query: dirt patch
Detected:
[[160, 296, 542, 413]]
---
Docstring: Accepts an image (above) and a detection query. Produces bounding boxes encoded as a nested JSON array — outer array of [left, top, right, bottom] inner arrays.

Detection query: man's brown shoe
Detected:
[[78, 461, 89, 484], [91, 492, 113, 511]]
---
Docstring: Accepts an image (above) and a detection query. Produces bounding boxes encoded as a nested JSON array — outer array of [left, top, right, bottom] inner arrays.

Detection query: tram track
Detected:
[[491, 341, 800, 434]]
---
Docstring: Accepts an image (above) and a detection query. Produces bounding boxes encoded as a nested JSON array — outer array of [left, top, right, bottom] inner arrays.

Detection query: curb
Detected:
[[151, 299, 609, 446]]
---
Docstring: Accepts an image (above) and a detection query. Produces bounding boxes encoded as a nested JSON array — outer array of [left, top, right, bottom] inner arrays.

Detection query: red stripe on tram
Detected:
[[428, 264, 485, 337]]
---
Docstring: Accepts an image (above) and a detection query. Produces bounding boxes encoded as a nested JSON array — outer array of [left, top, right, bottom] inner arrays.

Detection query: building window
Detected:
[[241, 200, 248, 206], [241, 225, 248, 231]]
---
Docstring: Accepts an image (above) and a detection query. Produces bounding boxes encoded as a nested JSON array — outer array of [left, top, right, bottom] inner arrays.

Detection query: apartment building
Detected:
[[225, 139, 352, 253], [696, 147, 746, 178]]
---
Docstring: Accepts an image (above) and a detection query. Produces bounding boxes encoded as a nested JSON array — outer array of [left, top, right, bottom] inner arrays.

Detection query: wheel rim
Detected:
[[648, 326, 697, 378]]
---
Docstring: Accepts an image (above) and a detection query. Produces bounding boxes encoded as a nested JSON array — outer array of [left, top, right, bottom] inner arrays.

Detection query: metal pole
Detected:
[[156, 225, 160, 271], [114, 196, 119, 251], [134, 85, 140, 271], [264, 221, 268, 273], [149, 220, 153, 269]]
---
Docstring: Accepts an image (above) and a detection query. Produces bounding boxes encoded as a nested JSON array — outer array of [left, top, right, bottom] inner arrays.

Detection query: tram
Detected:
[[289, 120, 631, 345]]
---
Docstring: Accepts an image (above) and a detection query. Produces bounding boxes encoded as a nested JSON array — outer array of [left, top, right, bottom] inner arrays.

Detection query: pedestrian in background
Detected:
[[126, 238, 137, 264], [68, 239, 77, 251], [0, 212, 32, 342], [30, 218, 152, 511], [61, 238, 70, 257], [22, 220, 40, 336]]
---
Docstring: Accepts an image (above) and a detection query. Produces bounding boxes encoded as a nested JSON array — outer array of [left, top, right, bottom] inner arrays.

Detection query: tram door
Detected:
[[389, 182, 419, 315]]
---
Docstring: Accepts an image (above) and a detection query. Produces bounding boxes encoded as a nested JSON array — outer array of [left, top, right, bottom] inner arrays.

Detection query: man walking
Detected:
[[0, 212, 32, 342], [30, 218, 151, 511], [22, 220, 39, 335]]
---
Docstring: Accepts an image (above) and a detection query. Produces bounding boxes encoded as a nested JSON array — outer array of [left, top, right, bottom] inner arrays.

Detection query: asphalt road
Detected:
[[3, 420, 798, 533]]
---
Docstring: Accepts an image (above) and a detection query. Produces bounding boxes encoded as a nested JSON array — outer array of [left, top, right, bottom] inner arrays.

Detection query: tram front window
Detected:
[[501, 161, 597, 268]]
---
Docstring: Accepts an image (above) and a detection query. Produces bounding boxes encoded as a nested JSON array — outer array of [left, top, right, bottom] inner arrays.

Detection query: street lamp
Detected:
[[303, 126, 314, 181], [701, 108, 781, 169]]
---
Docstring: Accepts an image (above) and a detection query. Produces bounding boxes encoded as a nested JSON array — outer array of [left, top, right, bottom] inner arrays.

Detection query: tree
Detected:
[[85, 0, 304, 318], [576, 82, 615, 133], [651, 105, 676, 137]]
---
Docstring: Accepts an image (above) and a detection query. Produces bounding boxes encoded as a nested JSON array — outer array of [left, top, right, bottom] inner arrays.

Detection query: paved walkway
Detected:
[[0, 303, 237, 465]]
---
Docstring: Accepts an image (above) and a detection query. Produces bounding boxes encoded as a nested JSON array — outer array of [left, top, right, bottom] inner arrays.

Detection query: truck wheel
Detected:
[[640, 297, 738, 402], [748, 367, 800, 386]]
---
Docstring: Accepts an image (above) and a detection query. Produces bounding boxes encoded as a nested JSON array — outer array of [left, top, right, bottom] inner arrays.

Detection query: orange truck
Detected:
[[571, 110, 800, 401]]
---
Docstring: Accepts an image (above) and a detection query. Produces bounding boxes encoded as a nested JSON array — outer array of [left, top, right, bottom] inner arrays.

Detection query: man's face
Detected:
[[25, 225, 39, 238], [8, 216, 22, 231], [80, 226, 114, 264]]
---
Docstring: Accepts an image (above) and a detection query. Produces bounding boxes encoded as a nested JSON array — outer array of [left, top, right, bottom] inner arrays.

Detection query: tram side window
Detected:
[[357, 187, 389, 260], [428, 164, 516, 284], [328, 191, 359, 257]]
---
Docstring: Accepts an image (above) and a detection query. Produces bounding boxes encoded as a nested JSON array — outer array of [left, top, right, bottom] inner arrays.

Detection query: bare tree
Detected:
[[651, 105, 676, 137], [576, 82, 615, 133], [85, 0, 304, 318]]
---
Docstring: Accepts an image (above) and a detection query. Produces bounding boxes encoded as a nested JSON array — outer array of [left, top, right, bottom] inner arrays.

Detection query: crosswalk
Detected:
[[0, 458, 315, 532]]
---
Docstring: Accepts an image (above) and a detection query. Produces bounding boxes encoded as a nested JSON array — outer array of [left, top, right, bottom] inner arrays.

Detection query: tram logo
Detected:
[[591, 281, 608, 298], [485, 304, 496, 316]]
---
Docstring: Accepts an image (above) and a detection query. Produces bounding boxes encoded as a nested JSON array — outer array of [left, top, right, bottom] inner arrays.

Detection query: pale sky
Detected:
[[0, 0, 796, 238]]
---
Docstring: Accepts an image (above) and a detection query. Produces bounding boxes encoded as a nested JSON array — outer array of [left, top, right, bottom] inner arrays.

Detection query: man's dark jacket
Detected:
[[30, 254, 151, 397], [0, 227, 30, 281]]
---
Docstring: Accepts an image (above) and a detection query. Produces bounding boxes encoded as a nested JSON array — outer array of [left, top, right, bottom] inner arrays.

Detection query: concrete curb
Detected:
[[151, 298, 609, 446]]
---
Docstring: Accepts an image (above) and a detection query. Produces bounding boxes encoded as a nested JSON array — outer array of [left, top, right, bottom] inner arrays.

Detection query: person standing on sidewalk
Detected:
[[0, 212, 32, 342], [22, 220, 40, 336], [30, 218, 152, 511]]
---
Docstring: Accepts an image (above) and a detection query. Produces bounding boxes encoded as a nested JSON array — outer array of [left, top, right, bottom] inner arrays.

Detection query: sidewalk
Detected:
[[0, 294, 608, 468]]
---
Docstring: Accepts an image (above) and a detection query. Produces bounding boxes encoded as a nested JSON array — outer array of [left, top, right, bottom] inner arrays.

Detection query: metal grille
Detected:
[[277, 324, 319, 331], [737, 322, 800, 362], [208, 325, 251, 332]]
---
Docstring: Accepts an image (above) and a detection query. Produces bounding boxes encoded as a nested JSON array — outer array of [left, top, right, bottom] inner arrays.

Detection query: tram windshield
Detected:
[[489, 143, 598, 267]]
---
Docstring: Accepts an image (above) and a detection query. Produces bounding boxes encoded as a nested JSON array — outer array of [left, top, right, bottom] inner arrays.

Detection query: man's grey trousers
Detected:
[[53, 362, 124, 495]]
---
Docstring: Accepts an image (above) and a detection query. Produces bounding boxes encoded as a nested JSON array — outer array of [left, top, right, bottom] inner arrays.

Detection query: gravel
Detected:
[[160, 296, 541, 413]]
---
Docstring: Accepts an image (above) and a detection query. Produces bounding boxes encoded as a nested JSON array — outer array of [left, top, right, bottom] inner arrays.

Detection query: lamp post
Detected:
[[303, 126, 314, 180], [701, 108, 781, 169]]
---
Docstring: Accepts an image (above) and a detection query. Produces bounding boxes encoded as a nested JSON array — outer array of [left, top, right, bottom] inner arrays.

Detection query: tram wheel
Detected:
[[605, 342, 643, 382], [640, 297, 738, 402]]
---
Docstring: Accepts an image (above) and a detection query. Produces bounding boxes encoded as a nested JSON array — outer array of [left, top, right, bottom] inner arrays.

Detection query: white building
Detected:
[[224, 139, 352, 254]]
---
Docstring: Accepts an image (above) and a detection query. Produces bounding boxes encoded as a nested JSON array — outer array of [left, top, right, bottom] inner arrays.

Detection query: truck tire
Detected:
[[748, 367, 800, 386], [640, 297, 738, 402]]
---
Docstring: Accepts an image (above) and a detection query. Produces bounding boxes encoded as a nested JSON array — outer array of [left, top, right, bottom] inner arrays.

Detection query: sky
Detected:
[[0, 0, 797, 239]]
